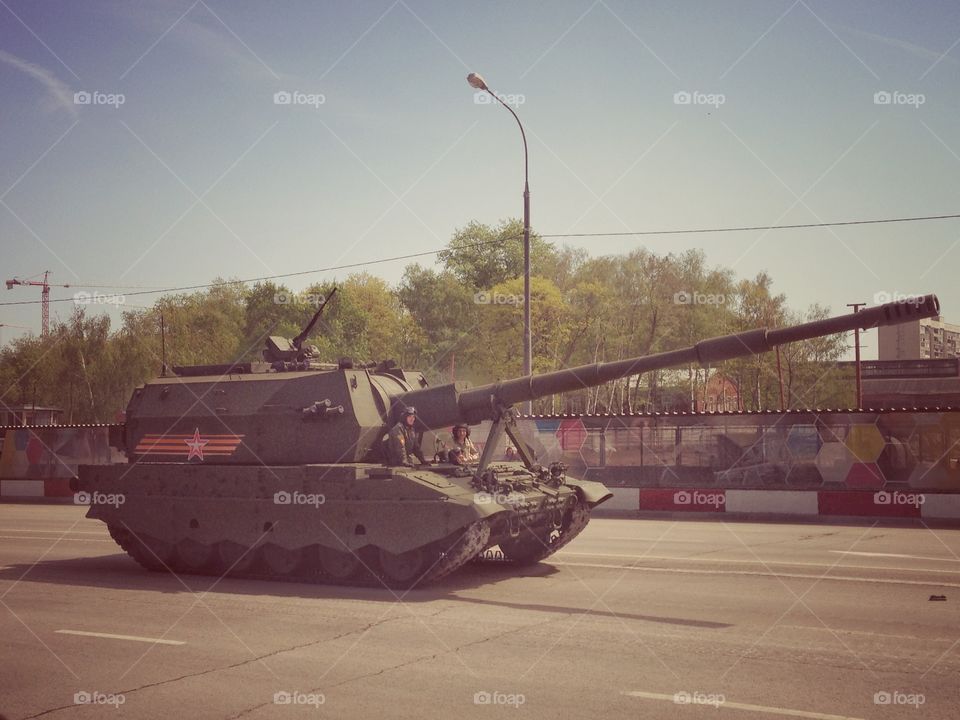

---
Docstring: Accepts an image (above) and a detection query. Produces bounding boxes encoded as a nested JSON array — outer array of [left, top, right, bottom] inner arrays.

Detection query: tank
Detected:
[[75, 294, 941, 587]]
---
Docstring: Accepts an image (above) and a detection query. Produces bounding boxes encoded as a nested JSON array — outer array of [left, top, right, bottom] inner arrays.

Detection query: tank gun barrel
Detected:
[[397, 294, 940, 428]]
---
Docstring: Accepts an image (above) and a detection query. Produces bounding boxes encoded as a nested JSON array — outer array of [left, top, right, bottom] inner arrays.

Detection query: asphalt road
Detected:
[[1, 504, 958, 720]]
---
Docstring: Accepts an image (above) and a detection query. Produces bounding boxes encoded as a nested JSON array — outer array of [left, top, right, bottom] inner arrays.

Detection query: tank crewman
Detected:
[[387, 406, 427, 466], [448, 424, 479, 464]]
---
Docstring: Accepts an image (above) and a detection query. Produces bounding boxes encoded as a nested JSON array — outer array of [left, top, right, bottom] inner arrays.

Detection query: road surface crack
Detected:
[[224, 615, 560, 719], [21, 612, 416, 719]]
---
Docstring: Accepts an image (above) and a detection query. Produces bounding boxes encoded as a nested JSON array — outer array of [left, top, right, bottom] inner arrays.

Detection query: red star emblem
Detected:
[[184, 428, 209, 461]]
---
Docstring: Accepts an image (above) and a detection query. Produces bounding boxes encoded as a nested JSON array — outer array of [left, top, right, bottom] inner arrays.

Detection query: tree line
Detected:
[[0, 219, 852, 423]]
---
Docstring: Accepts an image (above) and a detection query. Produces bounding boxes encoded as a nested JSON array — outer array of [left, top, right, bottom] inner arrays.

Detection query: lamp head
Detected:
[[467, 73, 488, 91]]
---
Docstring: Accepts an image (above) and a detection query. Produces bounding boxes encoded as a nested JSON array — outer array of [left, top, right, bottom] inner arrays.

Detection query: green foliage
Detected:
[[438, 219, 557, 289], [396, 265, 475, 375], [0, 220, 859, 422]]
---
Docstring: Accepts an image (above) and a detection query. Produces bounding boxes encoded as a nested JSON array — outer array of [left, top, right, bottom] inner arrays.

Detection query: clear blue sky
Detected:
[[1, 0, 958, 359]]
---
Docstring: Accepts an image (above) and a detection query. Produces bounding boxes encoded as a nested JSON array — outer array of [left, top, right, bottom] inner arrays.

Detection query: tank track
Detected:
[[107, 521, 490, 589], [105, 501, 592, 587], [491, 500, 592, 565]]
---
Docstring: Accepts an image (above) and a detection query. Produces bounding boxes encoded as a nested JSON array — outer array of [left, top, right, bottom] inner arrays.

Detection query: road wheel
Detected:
[[318, 546, 361, 581], [177, 538, 214, 572], [262, 543, 304, 576], [140, 535, 176, 571], [498, 535, 553, 565], [378, 546, 427, 586], [217, 541, 258, 575]]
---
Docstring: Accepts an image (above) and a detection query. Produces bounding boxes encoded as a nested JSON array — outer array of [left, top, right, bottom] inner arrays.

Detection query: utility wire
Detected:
[[541, 212, 960, 238], [0, 238, 510, 307], [2, 211, 957, 308]]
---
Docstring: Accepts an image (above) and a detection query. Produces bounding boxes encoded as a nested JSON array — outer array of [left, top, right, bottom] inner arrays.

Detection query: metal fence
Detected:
[[505, 410, 960, 491]]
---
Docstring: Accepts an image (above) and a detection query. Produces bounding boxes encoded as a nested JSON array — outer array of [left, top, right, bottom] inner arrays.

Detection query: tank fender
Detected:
[[563, 477, 613, 507]]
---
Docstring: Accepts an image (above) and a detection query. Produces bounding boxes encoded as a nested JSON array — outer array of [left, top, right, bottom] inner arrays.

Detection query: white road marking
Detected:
[[0, 528, 106, 535], [621, 690, 864, 719], [603, 536, 715, 543], [830, 550, 960, 562], [56, 630, 185, 646], [776, 624, 955, 642], [554, 561, 960, 588], [0, 535, 113, 542], [558, 551, 960, 574]]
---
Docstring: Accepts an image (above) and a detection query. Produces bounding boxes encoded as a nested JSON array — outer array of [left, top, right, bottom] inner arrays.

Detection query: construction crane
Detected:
[[5, 271, 71, 337]]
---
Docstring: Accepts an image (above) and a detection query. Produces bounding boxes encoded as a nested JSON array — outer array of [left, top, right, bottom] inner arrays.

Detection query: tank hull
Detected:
[[76, 462, 611, 587]]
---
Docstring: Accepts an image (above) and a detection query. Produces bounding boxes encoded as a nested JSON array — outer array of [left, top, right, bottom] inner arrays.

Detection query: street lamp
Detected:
[[467, 72, 533, 414]]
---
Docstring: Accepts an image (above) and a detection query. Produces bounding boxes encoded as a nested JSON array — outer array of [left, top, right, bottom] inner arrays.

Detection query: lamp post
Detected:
[[468, 72, 532, 414]]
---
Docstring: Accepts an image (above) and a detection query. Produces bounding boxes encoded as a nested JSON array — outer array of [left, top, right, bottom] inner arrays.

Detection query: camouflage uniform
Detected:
[[450, 437, 479, 464], [387, 420, 425, 466]]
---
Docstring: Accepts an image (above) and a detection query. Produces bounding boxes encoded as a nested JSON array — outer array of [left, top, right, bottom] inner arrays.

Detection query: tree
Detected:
[[781, 304, 852, 408], [239, 281, 308, 359], [465, 276, 570, 406], [438, 219, 557, 289], [725, 273, 787, 410], [397, 265, 475, 379], [0, 236, 859, 424]]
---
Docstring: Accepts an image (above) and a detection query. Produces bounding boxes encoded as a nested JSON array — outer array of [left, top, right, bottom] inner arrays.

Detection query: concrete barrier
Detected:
[[596, 487, 960, 522], [1, 478, 74, 499]]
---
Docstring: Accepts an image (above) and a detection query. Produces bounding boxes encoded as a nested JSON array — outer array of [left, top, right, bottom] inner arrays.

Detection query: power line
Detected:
[[2, 211, 957, 308], [0, 238, 509, 307], [541, 212, 960, 238]]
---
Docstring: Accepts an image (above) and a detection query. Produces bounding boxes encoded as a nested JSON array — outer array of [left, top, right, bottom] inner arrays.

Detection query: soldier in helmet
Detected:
[[448, 424, 479, 465], [387, 406, 427, 466]]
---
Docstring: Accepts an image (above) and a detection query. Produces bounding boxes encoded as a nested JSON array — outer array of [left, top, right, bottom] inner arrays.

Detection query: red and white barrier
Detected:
[[0, 478, 73, 499], [614, 488, 960, 520]]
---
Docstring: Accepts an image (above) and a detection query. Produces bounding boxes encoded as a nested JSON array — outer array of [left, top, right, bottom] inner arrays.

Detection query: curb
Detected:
[[0, 479, 72, 499], [592, 487, 960, 521]]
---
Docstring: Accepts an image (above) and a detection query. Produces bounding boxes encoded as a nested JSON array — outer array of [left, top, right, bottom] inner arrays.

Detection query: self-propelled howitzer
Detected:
[[76, 294, 940, 588]]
